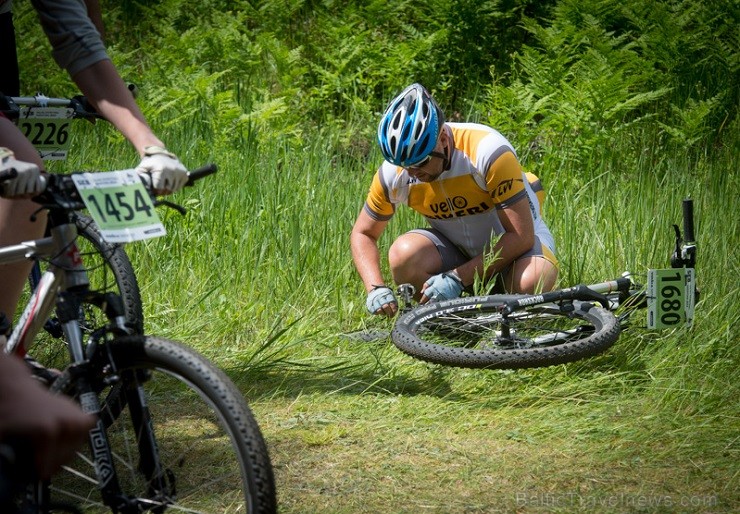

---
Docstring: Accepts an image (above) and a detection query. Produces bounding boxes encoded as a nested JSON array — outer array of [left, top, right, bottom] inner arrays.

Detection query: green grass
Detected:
[[11, 0, 738, 509], [69, 127, 732, 512], [35, 111, 735, 512]]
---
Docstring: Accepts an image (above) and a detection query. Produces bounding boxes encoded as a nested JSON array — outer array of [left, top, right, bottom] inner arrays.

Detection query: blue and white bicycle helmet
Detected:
[[377, 83, 445, 167]]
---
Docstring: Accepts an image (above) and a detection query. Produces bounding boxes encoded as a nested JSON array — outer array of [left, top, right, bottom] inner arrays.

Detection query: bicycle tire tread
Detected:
[[391, 295, 621, 369], [52, 335, 277, 513]]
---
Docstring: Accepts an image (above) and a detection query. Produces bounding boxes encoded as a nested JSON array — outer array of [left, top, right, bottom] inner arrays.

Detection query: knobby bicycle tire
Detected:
[[391, 295, 621, 369], [73, 215, 143, 333], [51, 336, 276, 514]]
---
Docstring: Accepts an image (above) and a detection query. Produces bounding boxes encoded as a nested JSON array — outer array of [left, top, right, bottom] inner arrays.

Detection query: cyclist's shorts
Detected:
[[408, 227, 558, 273]]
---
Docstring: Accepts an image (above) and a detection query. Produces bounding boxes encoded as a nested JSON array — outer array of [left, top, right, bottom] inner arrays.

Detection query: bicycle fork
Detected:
[[57, 294, 124, 509], [60, 304, 173, 512], [57, 294, 171, 510]]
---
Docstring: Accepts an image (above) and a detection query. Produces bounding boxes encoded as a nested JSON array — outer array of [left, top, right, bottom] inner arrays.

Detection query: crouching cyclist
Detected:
[[351, 83, 558, 317]]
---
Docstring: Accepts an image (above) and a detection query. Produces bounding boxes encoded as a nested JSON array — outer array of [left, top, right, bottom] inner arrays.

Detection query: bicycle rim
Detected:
[[51, 336, 276, 513], [391, 295, 621, 369]]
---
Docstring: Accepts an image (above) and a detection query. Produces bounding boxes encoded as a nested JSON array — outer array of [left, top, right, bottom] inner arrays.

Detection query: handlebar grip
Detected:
[[186, 163, 218, 186], [682, 199, 695, 243]]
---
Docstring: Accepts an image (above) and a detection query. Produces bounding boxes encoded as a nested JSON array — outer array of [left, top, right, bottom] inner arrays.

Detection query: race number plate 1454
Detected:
[[72, 170, 165, 243], [647, 268, 695, 329]]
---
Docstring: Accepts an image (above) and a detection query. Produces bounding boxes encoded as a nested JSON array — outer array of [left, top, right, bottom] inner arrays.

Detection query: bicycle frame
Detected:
[[497, 198, 696, 319], [2, 222, 90, 358], [1, 198, 165, 511], [2, 165, 217, 511]]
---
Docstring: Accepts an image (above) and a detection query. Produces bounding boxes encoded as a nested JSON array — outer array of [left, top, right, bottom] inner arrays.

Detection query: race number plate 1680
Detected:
[[647, 268, 695, 329], [72, 170, 165, 243]]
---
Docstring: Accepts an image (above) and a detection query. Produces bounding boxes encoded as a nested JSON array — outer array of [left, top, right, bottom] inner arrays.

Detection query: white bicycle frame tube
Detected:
[[1, 237, 60, 356], [1, 223, 89, 360]]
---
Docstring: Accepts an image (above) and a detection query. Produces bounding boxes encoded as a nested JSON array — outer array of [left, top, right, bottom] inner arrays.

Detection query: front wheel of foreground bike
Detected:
[[74, 214, 143, 333], [391, 295, 621, 369], [51, 336, 276, 513]]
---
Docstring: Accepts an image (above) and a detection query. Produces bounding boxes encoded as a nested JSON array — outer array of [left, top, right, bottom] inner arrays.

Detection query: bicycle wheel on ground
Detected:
[[51, 336, 277, 513], [391, 295, 621, 369]]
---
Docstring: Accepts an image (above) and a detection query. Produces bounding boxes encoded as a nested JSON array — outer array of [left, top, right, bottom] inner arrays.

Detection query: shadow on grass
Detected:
[[217, 316, 662, 406]]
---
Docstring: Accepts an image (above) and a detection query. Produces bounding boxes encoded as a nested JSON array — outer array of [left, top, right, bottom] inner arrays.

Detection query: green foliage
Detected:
[[9, 1, 739, 509], [481, 0, 738, 177], [17, 0, 734, 164]]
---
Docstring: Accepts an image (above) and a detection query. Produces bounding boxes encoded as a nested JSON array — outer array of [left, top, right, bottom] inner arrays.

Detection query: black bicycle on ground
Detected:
[[391, 199, 697, 370]]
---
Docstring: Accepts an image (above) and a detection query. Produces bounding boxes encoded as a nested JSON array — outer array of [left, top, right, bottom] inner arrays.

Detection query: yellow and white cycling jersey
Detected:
[[364, 122, 555, 259]]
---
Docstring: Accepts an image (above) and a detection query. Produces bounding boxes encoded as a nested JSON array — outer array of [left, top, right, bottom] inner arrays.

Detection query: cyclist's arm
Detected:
[[350, 208, 390, 293], [83, 0, 105, 41], [32, 0, 165, 157], [72, 59, 165, 156], [455, 194, 535, 287]]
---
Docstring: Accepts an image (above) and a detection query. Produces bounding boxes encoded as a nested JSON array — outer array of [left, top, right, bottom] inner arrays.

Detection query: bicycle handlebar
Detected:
[[186, 163, 218, 186], [0, 85, 137, 122], [682, 199, 695, 243], [0, 164, 217, 213], [1, 92, 104, 122]]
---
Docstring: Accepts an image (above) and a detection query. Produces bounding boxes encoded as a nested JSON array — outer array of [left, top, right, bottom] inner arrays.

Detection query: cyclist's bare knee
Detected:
[[389, 233, 441, 292], [504, 257, 558, 294]]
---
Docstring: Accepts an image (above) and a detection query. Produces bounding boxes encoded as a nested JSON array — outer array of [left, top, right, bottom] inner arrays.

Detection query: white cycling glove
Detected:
[[135, 146, 188, 194], [422, 271, 464, 302], [0, 147, 44, 198], [366, 286, 397, 314]]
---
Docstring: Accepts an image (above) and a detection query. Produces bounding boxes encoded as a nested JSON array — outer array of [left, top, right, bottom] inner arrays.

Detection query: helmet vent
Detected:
[[377, 83, 445, 167], [418, 134, 430, 153], [392, 110, 402, 130]]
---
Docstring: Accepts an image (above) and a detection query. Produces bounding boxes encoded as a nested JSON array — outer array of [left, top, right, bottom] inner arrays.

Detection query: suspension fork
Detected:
[[67, 294, 171, 509], [121, 368, 172, 502], [57, 292, 128, 509]]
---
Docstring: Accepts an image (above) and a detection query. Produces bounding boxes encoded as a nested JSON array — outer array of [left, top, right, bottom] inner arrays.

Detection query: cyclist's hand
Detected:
[[0, 147, 43, 198], [0, 354, 95, 480], [420, 271, 463, 303], [366, 286, 398, 317], [135, 146, 188, 195]]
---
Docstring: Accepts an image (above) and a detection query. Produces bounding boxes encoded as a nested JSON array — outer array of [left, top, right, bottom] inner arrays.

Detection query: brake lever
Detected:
[[154, 199, 187, 216]]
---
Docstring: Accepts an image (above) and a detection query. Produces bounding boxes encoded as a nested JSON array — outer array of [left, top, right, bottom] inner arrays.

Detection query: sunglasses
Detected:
[[407, 150, 446, 170]]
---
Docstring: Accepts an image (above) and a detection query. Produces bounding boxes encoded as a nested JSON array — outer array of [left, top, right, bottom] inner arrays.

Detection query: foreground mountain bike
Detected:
[[391, 199, 697, 369], [1, 165, 277, 513]]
